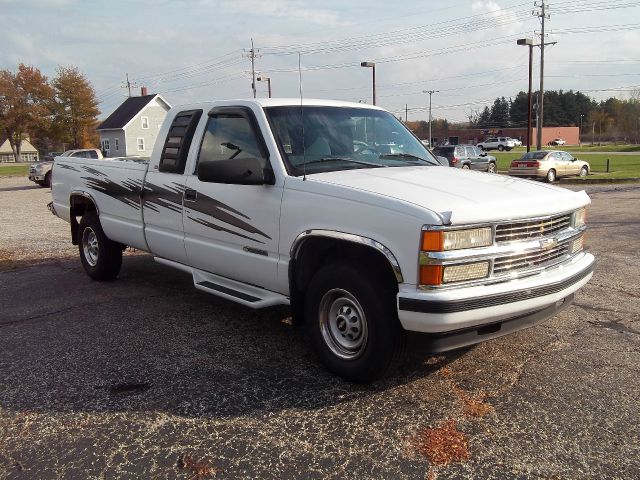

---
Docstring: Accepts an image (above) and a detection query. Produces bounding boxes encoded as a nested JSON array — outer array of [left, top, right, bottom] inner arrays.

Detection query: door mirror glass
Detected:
[[195, 110, 274, 185], [198, 157, 270, 185]]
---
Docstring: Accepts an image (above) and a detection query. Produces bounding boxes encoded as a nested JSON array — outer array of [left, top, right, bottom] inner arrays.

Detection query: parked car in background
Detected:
[[28, 149, 103, 187], [420, 139, 430, 147], [477, 137, 515, 151], [508, 150, 589, 183], [432, 145, 497, 172], [510, 138, 523, 147], [550, 138, 566, 146]]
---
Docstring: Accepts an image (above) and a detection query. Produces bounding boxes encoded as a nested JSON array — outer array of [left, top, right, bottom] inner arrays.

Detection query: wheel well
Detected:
[[69, 195, 97, 245], [289, 237, 399, 323]]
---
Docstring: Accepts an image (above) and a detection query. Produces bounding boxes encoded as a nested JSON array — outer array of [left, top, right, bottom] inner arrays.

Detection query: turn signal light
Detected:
[[420, 265, 443, 286]]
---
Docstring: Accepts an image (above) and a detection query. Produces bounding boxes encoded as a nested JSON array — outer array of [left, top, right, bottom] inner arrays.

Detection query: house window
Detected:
[[114, 138, 119, 151], [101, 139, 110, 151], [137, 138, 145, 151], [141, 116, 149, 129]]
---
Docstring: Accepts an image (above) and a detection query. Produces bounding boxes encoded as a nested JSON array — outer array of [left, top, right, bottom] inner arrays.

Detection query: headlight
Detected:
[[573, 208, 586, 228], [422, 227, 493, 251]]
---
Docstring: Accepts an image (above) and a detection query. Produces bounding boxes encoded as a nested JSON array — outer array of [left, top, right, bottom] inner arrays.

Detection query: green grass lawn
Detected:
[[0, 164, 29, 176], [493, 152, 640, 178], [509, 144, 640, 153]]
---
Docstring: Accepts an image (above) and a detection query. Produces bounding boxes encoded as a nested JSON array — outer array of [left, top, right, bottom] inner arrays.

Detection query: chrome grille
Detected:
[[493, 243, 569, 275], [495, 214, 571, 243]]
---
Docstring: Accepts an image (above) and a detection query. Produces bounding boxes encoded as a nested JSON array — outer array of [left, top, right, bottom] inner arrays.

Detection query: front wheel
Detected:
[[487, 162, 496, 173], [305, 263, 404, 383], [43, 171, 51, 188], [579, 166, 588, 177], [461, 164, 470, 170], [498, 145, 505, 151], [78, 212, 123, 281], [546, 168, 556, 183]]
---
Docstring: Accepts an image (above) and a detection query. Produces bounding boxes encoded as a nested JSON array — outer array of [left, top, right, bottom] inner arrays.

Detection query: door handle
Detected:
[[184, 188, 197, 202]]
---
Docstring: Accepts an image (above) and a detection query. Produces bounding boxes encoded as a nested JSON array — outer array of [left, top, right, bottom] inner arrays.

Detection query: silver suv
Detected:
[[28, 149, 103, 188], [477, 137, 515, 152]]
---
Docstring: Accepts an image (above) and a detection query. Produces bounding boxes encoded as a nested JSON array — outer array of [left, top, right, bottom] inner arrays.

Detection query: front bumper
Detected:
[[29, 174, 45, 181], [397, 251, 594, 337]]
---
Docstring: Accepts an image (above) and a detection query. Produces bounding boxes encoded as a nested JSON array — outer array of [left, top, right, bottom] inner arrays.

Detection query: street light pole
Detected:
[[257, 76, 271, 98], [423, 90, 439, 147], [517, 38, 534, 152], [360, 62, 376, 105], [579, 114, 585, 146]]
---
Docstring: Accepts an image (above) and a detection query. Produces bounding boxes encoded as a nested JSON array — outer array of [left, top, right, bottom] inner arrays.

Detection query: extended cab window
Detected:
[[195, 114, 266, 170], [158, 109, 203, 174]]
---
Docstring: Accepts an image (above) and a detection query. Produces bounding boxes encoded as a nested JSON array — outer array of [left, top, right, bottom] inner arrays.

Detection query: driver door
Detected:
[[182, 107, 283, 289]]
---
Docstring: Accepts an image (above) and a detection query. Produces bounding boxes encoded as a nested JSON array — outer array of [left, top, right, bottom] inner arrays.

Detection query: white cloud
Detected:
[[218, 0, 348, 27]]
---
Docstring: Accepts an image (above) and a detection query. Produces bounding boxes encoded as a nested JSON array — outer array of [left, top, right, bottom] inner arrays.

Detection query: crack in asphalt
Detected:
[[588, 320, 640, 336]]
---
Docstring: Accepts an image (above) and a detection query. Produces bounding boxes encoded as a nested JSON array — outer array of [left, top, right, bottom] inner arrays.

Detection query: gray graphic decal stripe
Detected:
[[188, 191, 272, 240], [188, 217, 263, 244], [57, 163, 79, 172], [81, 176, 142, 210]]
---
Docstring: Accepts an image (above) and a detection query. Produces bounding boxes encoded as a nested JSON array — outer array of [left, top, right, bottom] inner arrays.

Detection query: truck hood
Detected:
[[308, 166, 590, 224]]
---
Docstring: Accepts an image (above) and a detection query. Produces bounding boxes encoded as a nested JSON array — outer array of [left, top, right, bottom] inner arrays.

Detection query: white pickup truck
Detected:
[[50, 99, 594, 382]]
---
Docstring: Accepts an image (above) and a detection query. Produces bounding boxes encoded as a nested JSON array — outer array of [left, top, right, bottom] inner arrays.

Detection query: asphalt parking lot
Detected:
[[1, 176, 639, 479]]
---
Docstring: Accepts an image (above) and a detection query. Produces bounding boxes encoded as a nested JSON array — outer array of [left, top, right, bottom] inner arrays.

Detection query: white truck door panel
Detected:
[[142, 109, 204, 264], [182, 107, 282, 289], [142, 171, 187, 263]]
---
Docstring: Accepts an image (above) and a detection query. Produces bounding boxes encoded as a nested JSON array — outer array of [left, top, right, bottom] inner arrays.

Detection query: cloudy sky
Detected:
[[1, 0, 638, 122]]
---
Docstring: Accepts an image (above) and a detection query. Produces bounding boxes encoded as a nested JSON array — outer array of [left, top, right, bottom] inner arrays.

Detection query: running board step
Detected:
[[154, 257, 289, 309]]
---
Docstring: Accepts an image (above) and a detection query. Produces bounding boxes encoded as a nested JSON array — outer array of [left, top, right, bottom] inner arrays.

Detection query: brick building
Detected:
[[426, 126, 579, 147]]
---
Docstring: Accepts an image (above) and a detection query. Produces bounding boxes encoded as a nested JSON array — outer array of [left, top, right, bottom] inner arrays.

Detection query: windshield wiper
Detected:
[[299, 157, 384, 168], [378, 153, 438, 165]]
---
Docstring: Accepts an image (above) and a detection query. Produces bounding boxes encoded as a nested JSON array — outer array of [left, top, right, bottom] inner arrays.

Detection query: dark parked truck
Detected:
[[50, 99, 595, 382]]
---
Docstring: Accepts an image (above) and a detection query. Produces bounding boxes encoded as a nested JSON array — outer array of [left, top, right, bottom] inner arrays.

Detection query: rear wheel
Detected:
[[546, 169, 556, 183], [305, 263, 404, 383], [487, 162, 496, 173], [78, 211, 122, 281]]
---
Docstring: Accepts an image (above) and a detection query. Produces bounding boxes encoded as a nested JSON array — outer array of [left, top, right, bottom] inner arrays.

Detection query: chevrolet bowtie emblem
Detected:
[[540, 238, 558, 250]]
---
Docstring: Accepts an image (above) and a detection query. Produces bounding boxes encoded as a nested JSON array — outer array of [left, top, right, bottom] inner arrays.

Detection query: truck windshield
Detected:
[[264, 106, 439, 175]]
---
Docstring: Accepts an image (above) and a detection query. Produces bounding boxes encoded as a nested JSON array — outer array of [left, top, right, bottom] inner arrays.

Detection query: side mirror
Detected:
[[197, 157, 274, 185]]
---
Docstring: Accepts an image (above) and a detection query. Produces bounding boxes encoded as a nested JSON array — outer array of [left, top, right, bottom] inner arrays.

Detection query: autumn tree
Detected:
[[0, 64, 54, 162], [51, 66, 100, 149]]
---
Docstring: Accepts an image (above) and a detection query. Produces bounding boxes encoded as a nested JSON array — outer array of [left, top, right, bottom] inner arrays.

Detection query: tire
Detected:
[[498, 145, 505, 151], [546, 169, 556, 183], [487, 162, 496, 173], [506, 147, 512, 151], [304, 263, 404, 383], [43, 171, 51, 188], [78, 211, 122, 281], [461, 164, 470, 170], [579, 166, 588, 177]]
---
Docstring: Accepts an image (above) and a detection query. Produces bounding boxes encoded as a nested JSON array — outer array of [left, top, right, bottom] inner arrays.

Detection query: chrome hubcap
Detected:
[[318, 289, 368, 360], [82, 228, 99, 267]]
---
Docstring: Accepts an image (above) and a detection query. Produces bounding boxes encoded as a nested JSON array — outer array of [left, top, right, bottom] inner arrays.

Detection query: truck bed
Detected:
[[51, 155, 150, 251]]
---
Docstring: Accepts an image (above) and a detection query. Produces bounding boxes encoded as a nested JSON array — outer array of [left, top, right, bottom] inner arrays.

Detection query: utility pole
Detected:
[[405, 104, 408, 123], [579, 114, 585, 146], [121, 73, 137, 98], [423, 90, 439, 147], [244, 39, 260, 98], [533, 1, 550, 150]]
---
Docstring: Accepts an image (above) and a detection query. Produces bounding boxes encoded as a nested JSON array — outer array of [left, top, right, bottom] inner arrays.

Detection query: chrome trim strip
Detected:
[[290, 229, 404, 283], [418, 250, 589, 291], [419, 227, 585, 265]]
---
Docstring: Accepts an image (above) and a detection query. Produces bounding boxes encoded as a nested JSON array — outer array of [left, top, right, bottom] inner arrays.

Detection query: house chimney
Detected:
[[141, 86, 148, 96]]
